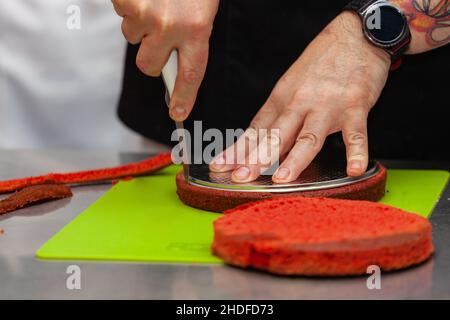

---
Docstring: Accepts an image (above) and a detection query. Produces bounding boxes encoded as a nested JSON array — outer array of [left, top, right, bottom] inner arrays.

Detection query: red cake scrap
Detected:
[[0, 185, 73, 215], [0, 153, 172, 194]]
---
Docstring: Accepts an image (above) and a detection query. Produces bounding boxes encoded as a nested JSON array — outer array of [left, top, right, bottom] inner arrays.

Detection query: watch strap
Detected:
[[389, 30, 411, 61], [344, 0, 375, 13]]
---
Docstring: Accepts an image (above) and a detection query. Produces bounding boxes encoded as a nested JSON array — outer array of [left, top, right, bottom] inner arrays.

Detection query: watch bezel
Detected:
[[361, 2, 408, 48]]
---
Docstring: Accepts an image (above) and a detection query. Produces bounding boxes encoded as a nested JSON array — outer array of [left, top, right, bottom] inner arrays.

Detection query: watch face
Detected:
[[363, 3, 407, 45]]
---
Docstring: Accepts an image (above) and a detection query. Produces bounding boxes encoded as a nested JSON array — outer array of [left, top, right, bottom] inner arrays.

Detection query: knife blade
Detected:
[[162, 51, 190, 181]]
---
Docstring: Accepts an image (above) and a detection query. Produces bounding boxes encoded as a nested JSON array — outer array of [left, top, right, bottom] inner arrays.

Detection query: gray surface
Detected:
[[0, 150, 449, 300]]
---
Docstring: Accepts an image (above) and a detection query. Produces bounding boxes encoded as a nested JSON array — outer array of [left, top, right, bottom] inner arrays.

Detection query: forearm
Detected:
[[390, 0, 449, 53]]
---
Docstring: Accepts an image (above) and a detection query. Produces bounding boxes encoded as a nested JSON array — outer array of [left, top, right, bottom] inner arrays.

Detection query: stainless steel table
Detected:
[[0, 150, 449, 299]]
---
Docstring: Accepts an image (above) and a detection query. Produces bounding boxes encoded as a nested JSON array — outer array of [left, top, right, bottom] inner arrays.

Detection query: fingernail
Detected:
[[213, 156, 225, 165], [171, 107, 186, 120], [350, 161, 362, 171], [211, 156, 226, 170], [275, 167, 290, 180], [234, 166, 250, 180]]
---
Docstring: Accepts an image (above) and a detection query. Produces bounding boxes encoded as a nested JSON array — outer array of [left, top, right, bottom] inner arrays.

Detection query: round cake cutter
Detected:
[[187, 159, 381, 193]]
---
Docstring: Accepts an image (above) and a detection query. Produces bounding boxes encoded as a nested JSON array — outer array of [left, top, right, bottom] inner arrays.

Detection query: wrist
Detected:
[[333, 11, 392, 64]]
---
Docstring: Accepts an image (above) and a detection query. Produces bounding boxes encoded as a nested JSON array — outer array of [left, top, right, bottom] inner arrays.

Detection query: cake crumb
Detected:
[[0, 228, 4, 235]]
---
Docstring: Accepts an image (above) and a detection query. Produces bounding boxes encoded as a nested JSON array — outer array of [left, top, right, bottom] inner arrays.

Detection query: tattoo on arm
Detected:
[[391, 0, 450, 48]]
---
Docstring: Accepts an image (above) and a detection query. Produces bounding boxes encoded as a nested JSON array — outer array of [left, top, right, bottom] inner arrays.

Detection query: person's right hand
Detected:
[[112, 0, 220, 121]]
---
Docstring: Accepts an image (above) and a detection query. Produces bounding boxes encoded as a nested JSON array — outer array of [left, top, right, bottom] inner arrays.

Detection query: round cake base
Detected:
[[212, 196, 433, 276], [176, 164, 387, 213]]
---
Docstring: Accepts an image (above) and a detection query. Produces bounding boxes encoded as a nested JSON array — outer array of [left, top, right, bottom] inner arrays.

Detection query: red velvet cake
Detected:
[[212, 197, 434, 276], [0, 185, 73, 215], [176, 163, 387, 212], [0, 153, 172, 214], [0, 153, 172, 194]]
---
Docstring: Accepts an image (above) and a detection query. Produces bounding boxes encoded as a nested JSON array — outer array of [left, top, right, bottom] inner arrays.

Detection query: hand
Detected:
[[210, 12, 391, 183], [112, 0, 220, 121]]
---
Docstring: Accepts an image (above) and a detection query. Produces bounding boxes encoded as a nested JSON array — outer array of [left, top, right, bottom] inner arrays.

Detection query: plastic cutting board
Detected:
[[36, 166, 449, 264]]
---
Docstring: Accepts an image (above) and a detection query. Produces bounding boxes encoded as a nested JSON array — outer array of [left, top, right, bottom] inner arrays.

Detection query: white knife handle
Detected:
[[161, 50, 178, 98]]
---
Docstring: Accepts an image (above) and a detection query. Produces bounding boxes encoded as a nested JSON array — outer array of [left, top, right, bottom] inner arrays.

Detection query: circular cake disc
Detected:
[[212, 196, 433, 276], [176, 147, 387, 212], [187, 159, 381, 193]]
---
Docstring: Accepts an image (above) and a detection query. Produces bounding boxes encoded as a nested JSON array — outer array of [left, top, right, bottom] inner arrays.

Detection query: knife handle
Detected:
[[161, 50, 178, 98]]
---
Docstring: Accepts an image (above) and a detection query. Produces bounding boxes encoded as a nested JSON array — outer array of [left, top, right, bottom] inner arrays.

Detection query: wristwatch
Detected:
[[344, 0, 411, 62]]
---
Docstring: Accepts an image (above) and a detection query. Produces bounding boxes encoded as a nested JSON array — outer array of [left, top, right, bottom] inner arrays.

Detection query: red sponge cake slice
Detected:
[[212, 197, 433, 276], [176, 163, 387, 213]]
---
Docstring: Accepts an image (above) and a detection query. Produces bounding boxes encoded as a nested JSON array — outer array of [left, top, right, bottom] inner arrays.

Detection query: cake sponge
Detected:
[[212, 196, 433, 276], [177, 163, 387, 213]]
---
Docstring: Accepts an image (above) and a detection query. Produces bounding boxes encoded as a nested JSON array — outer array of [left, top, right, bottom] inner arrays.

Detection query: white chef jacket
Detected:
[[0, 0, 156, 151]]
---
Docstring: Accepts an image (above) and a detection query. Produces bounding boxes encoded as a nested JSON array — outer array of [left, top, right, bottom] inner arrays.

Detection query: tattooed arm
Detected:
[[391, 0, 450, 52]]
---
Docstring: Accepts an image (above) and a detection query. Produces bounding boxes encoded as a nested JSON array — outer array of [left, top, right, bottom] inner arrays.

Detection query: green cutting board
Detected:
[[36, 166, 449, 264]]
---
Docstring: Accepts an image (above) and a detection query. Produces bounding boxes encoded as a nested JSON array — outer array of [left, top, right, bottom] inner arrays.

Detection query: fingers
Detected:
[[111, 0, 127, 17], [272, 112, 331, 183], [248, 95, 283, 133], [209, 128, 259, 173], [226, 76, 307, 181], [210, 86, 285, 174], [341, 110, 369, 177], [113, 0, 217, 123], [209, 96, 279, 173], [264, 103, 307, 156], [231, 130, 282, 183], [112, 0, 141, 18], [135, 35, 172, 77], [230, 108, 368, 184], [114, 0, 174, 74], [168, 42, 209, 121], [230, 105, 308, 183], [121, 17, 146, 44]]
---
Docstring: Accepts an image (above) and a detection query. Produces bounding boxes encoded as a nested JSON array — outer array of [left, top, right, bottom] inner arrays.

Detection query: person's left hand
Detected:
[[210, 12, 392, 183]]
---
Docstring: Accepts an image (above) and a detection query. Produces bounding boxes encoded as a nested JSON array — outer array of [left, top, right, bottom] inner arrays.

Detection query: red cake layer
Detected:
[[176, 163, 387, 212], [0, 185, 73, 215], [0, 153, 172, 194], [212, 197, 433, 276]]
